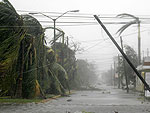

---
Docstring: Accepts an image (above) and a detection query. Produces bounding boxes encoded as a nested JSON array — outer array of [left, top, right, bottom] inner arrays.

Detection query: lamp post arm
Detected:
[[39, 12, 54, 20], [55, 10, 79, 20], [55, 11, 69, 20], [29, 12, 54, 20]]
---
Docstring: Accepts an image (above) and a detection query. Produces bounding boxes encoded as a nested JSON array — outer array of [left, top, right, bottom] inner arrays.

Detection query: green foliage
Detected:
[[0, 0, 24, 72], [20, 16, 70, 97], [22, 15, 49, 95], [116, 13, 140, 35], [82, 111, 95, 113], [0, 98, 42, 103], [43, 48, 68, 95], [76, 59, 97, 88], [19, 15, 44, 98], [22, 55, 37, 98], [0, 0, 25, 97], [0, 0, 78, 99], [117, 45, 138, 85], [53, 42, 77, 89], [51, 62, 68, 92]]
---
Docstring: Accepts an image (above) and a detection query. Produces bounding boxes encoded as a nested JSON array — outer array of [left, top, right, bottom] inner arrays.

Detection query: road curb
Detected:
[[36, 90, 75, 104]]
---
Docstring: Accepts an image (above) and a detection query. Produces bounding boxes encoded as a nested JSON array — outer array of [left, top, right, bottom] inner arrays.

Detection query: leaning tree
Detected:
[[0, 0, 25, 97], [117, 13, 141, 65]]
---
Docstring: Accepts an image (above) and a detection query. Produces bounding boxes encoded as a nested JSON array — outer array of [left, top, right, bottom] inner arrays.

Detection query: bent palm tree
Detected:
[[117, 13, 141, 65], [0, 0, 25, 97]]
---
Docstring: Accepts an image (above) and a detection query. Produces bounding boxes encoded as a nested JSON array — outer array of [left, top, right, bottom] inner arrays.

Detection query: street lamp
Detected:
[[29, 10, 79, 52]]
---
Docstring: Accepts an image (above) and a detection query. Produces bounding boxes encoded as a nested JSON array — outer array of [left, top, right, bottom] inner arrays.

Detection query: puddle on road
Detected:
[[102, 91, 111, 94], [81, 95, 87, 96], [66, 111, 95, 113], [67, 99, 72, 102]]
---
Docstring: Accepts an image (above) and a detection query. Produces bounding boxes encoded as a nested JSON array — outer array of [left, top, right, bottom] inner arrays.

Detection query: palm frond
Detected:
[[116, 20, 137, 35], [2, 0, 16, 11], [0, 0, 26, 97], [117, 13, 138, 20]]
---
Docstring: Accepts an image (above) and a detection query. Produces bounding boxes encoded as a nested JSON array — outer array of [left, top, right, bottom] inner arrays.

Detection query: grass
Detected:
[[45, 94, 56, 98], [0, 90, 73, 104], [0, 96, 43, 103], [82, 111, 95, 113], [0, 96, 42, 103]]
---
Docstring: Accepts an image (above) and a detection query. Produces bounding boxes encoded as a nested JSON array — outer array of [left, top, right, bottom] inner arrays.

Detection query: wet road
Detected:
[[0, 85, 150, 113]]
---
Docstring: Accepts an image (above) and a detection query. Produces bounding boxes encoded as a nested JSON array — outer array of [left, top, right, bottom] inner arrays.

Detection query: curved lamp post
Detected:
[[29, 10, 79, 52]]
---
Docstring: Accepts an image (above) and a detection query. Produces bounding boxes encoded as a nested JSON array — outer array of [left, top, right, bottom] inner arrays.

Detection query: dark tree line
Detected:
[[0, 0, 97, 99]]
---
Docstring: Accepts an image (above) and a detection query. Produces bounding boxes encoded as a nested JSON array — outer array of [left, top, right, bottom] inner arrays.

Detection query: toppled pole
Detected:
[[94, 15, 150, 92]]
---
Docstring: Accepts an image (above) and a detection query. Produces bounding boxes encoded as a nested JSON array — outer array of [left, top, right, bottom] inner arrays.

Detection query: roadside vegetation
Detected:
[[102, 44, 138, 89], [0, 0, 98, 102]]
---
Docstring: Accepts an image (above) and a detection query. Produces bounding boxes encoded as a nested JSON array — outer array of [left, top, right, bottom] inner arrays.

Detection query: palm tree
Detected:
[[20, 14, 44, 98], [0, 0, 25, 97], [117, 13, 141, 65], [0, 0, 71, 98]]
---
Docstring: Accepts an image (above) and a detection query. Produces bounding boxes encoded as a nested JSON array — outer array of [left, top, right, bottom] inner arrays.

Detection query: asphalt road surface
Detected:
[[0, 84, 150, 113]]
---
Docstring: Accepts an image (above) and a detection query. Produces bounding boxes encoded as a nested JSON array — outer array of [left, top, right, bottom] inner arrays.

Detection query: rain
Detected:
[[1, 0, 150, 113]]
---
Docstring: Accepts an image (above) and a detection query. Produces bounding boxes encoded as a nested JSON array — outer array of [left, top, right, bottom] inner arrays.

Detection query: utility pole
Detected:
[[118, 54, 121, 89], [61, 32, 65, 67], [94, 15, 150, 92], [114, 61, 116, 87], [66, 36, 69, 59], [111, 65, 113, 86], [147, 48, 149, 57], [138, 22, 141, 65], [142, 50, 144, 63], [120, 36, 129, 93], [53, 19, 56, 52]]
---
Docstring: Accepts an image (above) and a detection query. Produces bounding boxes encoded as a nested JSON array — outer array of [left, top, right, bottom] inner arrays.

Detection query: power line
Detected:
[[78, 30, 149, 55], [121, 30, 148, 37], [79, 39, 105, 43], [17, 10, 120, 16], [82, 35, 121, 52], [17, 10, 97, 16], [17, 10, 150, 17], [1, 22, 150, 28], [83, 38, 110, 51], [40, 21, 129, 24], [33, 15, 94, 19], [79, 57, 116, 60], [29, 14, 137, 19], [17, 10, 150, 21]]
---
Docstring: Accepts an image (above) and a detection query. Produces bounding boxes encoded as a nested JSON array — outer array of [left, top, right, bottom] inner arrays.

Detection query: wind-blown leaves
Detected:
[[117, 45, 138, 87], [116, 13, 141, 65], [0, 0, 24, 71], [0, 0, 73, 98], [116, 20, 137, 35], [117, 13, 138, 20], [18, 15, 44, 98], [0, 0, 26, 97], [116, 13, 140, 36]]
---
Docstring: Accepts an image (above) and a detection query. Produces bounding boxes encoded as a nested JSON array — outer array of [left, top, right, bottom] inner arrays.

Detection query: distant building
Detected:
[[136, 57, 150, 97]]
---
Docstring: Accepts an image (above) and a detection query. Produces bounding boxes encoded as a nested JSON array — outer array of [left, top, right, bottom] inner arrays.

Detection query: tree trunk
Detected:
[[15, 39, 24, 98]]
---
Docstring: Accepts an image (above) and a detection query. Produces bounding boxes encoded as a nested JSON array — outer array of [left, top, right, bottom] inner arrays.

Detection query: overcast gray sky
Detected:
[[9, 0, 150, 14], [9, 0, 150, 73]]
